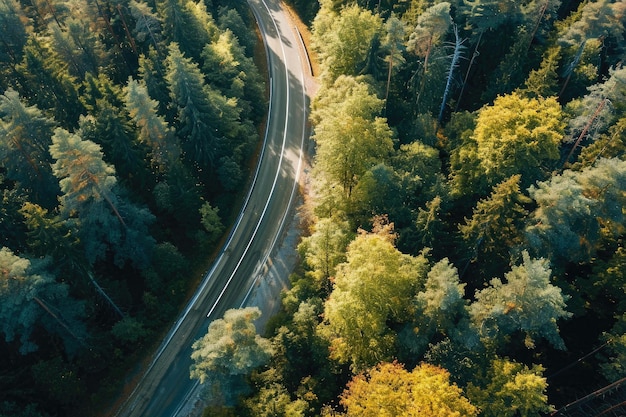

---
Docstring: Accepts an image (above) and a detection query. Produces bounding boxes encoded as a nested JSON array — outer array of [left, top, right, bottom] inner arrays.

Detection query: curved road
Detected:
[[113, 1, 310, 416]]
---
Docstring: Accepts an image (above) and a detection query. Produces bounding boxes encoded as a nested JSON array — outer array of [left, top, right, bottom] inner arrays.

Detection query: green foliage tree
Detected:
[[0, 247, 86, 355], [459, 174, 531, 263], [50, 127, 155, 268], [191, 307, 273, 382], [311, 76, 394, 198], [404, 3, 452, 116], [563, 66, 626, 166], [382, 15, 405, 102], [19, 202, 86, 278], [124, 76, 180, 173], [417, 258, 467, 331], [190, 307, 273, 405], [79, 73, 149, 188], [404, 258, 468, 355], [199, 201, 224, 245], [558, 0, 626, 49], [299, 216, 350, 291], [337, 361, 478, 417], [0, 0, 30, 80], [406, 2, 451, 73], [47, 17, 103, 78], [166, 41, 245, 185], [521, 45, 561, 99], [243, 368, 309, 417], [129, 0, 164, 54], [312, 4, 383, 81], [157, 0, 217, 62], [16, 36, 85, 128], [0, 88, 59, 208], [318, 229, 429, 371], [467, 357, 551, 417], [468, 251, 571, 350], [201, 29, 265, 122], [526, 158, 626, 263]]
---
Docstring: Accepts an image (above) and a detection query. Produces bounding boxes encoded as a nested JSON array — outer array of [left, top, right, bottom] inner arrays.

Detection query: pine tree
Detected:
[[0, 247, 87, 355], [47, 16, 103, 78], [0, 0, 30, 73], [157, 0, 216, 62], [124, 76, 181, 173], [469, 251, 571, 350], [526, 157, 626, 263], [79, 73, 149, 188], [0, 88, 59, 208], [129, 0, 164, 54], [16, 36, 86, 128], [166, 42, 244, 185], [459, 174, 531, 263]]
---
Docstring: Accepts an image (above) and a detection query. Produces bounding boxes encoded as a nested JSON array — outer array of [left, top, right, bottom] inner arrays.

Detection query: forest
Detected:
[[0, 0, 267, 415], [3, 0, 626, 416], [187, 0, 626, 416]]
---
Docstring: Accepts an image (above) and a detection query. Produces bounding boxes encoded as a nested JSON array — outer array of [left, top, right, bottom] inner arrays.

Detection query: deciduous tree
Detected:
[[467, 357, 551, 417], [312, 4, 383, 81], [190, 307, 273, 404], [318, 230, 428, 371], [472, 92, 564, 187], [311, 76, 394, 198], [338, 361, 478, 417]]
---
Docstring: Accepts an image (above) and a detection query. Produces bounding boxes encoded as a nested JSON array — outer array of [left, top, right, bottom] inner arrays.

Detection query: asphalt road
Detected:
[[112, 1, 310, 415]]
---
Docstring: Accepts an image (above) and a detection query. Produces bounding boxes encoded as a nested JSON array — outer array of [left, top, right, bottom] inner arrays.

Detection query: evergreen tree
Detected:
[[563, 65, 626, 166], [468, 251, 571, 350], [190, 307, 273, 405], [407, 258, 468, 354], [166, 42, 242, 182], [16, 36, 85, 128], [124, 76, 181, 173], [49, 127, 155, 268], [79, 75, 149, 189], [129, 0, 164, 54], [459, 174, 531, 264], [0, 247, 86, 355], [47, 16, 103, 78], [0, 0, 30, 74], [201, 29, 266, 122], [382, 15, 406, 103], [0, 88, 59, 209], [521, 45, 561, 99], [157, 0, 217, 62], [526, 157, 626, 263]]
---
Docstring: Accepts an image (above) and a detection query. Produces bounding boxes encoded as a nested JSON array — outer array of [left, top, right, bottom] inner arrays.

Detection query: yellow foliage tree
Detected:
[[338, 361, 478, 417]]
